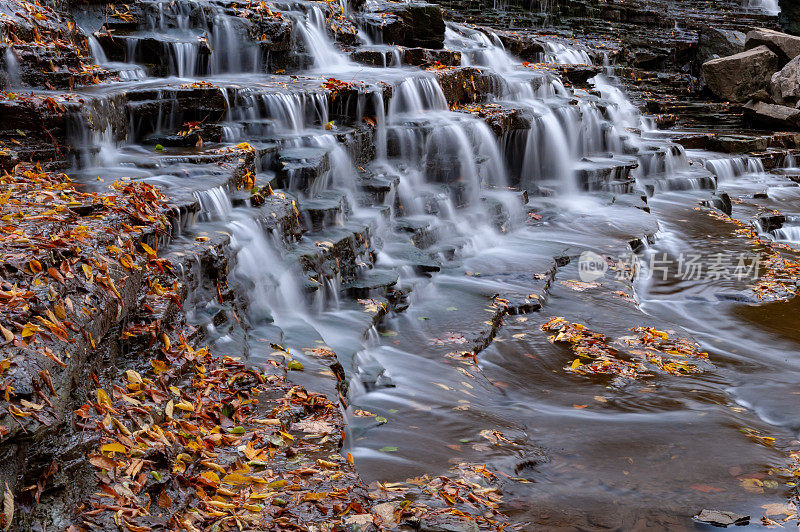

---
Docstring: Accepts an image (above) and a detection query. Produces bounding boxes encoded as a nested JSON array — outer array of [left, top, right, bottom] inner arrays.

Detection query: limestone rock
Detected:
[[743, 100, 800, 129], [746, 27, 800, 64], [697, 26, 745, 65], [702, 45, 778, 102], [771, 54, 800, 104]]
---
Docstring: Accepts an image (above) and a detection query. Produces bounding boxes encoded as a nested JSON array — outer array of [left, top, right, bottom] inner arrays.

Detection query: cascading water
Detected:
[[295, 6, 353, 70], [705, 156, 764, 180], [2, 47, 20, 88], [747, 0, 780, 14], [543, 41, 592, 65]]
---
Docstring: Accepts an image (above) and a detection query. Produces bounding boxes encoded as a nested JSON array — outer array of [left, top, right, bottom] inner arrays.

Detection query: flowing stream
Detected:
[[19, 0, 800, 527]]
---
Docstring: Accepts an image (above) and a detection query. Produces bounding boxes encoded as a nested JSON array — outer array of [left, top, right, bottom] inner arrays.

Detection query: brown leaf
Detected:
[[3, 483, 13, 532], [157, 490, 172, 509], [48, 267, 65, 284], [88, 454, 117, 471]]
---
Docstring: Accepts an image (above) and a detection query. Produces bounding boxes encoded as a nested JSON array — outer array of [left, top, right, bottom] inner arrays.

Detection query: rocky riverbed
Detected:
[[2, 0, 800, 530]]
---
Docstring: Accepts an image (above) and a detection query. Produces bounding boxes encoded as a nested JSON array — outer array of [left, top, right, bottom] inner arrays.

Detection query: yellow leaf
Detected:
[[205, 500, 235, 509], [175, 401, 194, 411], [151, 359, 168, 374], [200, 471, 220, 485], [101, 442, 127, 454], [570, 359, 581, 370], [222, 473, 250, 485], [125, 369, 142, 384], [96, 389, 112, 407], [0, 325, 13, 342], [8, 405, 31, 418], [140, 242, 157, 258]]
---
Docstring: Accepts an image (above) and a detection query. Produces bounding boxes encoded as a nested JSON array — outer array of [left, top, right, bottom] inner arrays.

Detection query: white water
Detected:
[[705, 156, 764, 181], [543, 41, 592, 65], [3, 47, 20, 88], [296, 6, 353, 70], [748, 0, 780, 14]]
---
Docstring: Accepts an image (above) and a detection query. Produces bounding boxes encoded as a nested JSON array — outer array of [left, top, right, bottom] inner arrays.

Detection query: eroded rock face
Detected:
[[696, 26, 746, 65], [746, 27, 800, 64], [702, 45, 778, 102], [771, 54, 800, 104]]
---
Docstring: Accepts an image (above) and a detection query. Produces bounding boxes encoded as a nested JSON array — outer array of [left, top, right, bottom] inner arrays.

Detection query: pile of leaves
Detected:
[[541, 317, 711, 382], [72, 336, 376, 531], [0, 163, 170, 441]]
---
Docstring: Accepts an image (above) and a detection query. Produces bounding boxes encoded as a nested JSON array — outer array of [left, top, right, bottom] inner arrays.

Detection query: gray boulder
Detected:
[[744, 100, 800, 129], [697, 26, 746, 65], [746, 27, 800, 64], [702, 45, 779, 102], [771, 54, 800, 104]]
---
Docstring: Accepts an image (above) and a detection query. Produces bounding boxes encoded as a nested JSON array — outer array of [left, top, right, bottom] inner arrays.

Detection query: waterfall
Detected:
[[3, 47, 20, 89], [295, 6, 352, 70], [445, 24, 516, 72], [388, 76, 449, 116], [705, 156, 761, 180], [771, 225, 800, 242], [170, 41, 199, 78], [747, 0, 779, 14], [209, 14, 260, 74], [543, 41, 592, 65], [88, 36, 108, 64], [521, 111, 575, 189]]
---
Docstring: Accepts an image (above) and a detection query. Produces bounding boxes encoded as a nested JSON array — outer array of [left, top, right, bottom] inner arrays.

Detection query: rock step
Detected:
[[673, 132, 800, 153], [350, 46, 461, 68], [358, 168, 400, 206], [299, 190, 350, 232], [576, 155, 639, 191], [343, 268, 401, 298], [290, 221, 375, 284], [274, 146, 331, 193], [637, 166, 718, 196]]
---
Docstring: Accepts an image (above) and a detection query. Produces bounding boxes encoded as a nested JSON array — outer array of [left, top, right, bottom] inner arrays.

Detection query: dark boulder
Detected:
[[402, 48, 461, 66], [358, 2, 445, 49], [702, 45, 778, 102], [696, 26, 745, 66]]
